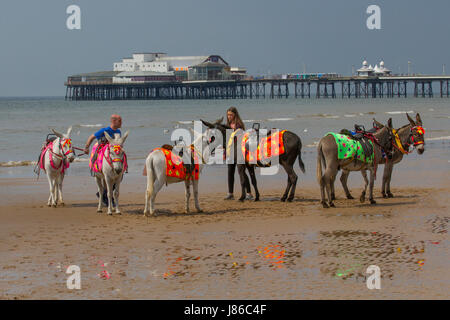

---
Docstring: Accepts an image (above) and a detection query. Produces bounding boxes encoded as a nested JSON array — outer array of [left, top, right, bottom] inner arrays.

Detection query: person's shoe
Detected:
[[224, 193, 234, 200], [245, 193, 254, 200]]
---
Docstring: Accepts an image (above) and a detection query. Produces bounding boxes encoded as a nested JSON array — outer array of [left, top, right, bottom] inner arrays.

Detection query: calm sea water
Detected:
[[1, 97, 449, 179]]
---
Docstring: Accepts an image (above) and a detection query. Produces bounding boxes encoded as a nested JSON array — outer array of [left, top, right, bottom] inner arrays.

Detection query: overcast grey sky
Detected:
[[1, 0, 449, 97]]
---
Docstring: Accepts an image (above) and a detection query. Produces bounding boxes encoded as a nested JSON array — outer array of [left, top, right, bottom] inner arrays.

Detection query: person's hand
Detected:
[[84, 147, 89, 154]]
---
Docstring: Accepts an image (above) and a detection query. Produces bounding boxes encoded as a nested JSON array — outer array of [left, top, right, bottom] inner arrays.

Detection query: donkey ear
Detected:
[[416, 113, 423, 125], [65, 126, 73, 137], [406, 113, 416, 126], [387, 118, 393, 129], [373, 118, 384, 128], [104, 131, 114, 144], [200, 119, 214, 128], [120, 131, 129, 145], [214, 117, 224, 125], [51, 129, 64, 139]]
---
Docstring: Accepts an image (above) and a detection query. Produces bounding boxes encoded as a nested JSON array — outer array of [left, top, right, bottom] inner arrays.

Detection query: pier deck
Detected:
[[65, 76, 450, 100]]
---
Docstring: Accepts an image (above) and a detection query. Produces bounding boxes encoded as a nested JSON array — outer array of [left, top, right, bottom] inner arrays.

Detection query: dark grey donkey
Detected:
[[339, 113, 425, 200], [201, 119, 305, 202], [317, 119, 395, 208]]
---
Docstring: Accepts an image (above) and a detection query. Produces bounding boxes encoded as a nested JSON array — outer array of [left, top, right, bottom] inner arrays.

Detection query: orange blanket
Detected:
[[147, 147, 199, 180], [241, 130, 286, 163]]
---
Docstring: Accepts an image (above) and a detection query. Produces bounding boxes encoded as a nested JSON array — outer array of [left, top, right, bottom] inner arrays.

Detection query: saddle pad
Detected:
[[89, 142, 108, 173], [39, 141, 70, 173], [326, 132, 374, 164], [241, 130, 286, 163], [150, 147, 199, 180]]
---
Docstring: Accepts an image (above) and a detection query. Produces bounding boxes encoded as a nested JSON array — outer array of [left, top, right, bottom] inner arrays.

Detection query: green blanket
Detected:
[[326, 132, 374, 164]]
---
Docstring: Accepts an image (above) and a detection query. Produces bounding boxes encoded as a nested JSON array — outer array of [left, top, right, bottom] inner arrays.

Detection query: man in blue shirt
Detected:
[[83, 114, 122, 154], [84, 114, 122, 206]]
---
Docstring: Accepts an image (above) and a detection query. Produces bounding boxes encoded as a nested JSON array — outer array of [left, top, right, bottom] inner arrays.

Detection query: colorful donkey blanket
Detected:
[[237, 130, 286, 164], [38, 141, 70, 173], [89, 142, 128, 174], [89, 142, 108, 173], [326, 132, 374, 164], [148, 147, 199, 180]]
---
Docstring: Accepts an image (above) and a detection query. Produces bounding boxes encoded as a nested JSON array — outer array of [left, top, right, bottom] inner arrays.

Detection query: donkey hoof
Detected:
[[382, 193, 388, 198], [321, 201, 329, 208], [116, 211, 121, 215], [196, 209, 203, 213], [370, 199, 377, 205], [387, 193, 394, 198], [359, 197, 365, 203], [346, 195, 354, 200], [329, 202, 336, 208], [280, 197, 287, 202], [52, 204, 57, 208], [238, 198, 245, 202], [287, 197, 294, 202], [107, 212, 113, 216], [254, 196, 260, 202]]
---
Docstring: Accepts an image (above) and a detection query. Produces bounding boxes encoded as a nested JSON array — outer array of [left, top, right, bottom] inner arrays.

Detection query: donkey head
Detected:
[[200, 118, 230, 156], [373, 118, 395, 159], [406, 113, 425, 154], [104, 131, 129, 175], [51, 126, 75, 163]]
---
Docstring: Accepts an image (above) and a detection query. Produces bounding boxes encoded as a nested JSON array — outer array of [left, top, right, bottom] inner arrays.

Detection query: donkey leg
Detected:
[[113, 181, 121, 214], [323, 164, 338, 207], [360, 170, 369, 203], [193, 180, 202, 212], [281, 162, 297, 202], [149, 178, 164, 216], [57, 174, 65, 206], [184, 180, 191, 214], [50, 175, 58, 207], [340, 170, 354, 199], [95, 176, 103, 213], [105, 178, 114, 215], [246, 165, 260, 201], [368, 169, 376, 204], [46, 174, 53, 207], [381, 164, 390, 198], [385, 164, 395, 198]]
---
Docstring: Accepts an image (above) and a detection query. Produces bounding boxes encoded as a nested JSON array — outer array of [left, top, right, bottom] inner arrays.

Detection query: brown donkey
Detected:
[[339, 113, 425, 200], [317, 119, 395, 208], [201, 119, 305, 202]]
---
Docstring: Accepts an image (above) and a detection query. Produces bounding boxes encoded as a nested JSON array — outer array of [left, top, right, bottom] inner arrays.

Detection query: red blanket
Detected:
[[145, 147, 199, 180]]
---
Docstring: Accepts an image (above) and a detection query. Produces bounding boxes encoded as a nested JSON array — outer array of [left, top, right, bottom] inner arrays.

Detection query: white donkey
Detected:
[[93, 131, 129, 215], [41, 127, 75, 207], [143, 127, 221, 216]]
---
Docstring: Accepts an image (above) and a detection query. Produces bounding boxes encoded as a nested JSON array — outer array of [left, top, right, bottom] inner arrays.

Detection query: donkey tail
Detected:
[[297, 142, 306, 174], [316, 142, 324, 184], [145, 155, 155, 197]]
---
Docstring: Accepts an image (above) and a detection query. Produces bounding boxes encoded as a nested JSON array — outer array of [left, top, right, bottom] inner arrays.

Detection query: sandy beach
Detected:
[[1, 173, 449, 299]]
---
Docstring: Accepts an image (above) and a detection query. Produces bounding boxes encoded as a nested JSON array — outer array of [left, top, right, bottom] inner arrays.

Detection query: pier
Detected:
[[65, 75, 450, 101]]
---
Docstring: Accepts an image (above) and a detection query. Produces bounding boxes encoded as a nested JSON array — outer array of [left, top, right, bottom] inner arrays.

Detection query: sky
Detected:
[[1, 0, 450, 97]]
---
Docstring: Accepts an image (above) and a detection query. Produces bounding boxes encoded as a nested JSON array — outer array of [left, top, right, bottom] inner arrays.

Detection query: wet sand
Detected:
[[0, 175, 449, 299]]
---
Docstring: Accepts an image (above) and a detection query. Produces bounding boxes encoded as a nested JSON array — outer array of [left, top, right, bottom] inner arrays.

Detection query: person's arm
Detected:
[[84, 134, 96, 154]]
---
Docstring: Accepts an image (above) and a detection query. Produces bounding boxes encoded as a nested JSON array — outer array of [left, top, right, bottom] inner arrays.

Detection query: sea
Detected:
[[1, 97, 449, 185]]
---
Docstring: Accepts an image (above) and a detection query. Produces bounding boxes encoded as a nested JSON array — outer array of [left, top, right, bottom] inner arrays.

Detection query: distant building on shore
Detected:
[[357, 60, 391, 77], [112, 53, 246, 82]]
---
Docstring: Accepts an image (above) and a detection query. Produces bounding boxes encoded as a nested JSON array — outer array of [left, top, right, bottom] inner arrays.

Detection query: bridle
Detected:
[[391, 125, 425, 155], [105, 143, 127, 169], [49, 138, 74, 166]]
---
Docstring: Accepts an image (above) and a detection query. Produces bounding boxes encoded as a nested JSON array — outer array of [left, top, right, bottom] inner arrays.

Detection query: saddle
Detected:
[[161, 144, 196, 178], [339, 124, 375, 159]]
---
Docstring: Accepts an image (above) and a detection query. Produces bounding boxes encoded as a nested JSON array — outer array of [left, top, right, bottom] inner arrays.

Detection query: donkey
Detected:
[[93, 131, 129, 215], [339, 113, 425, 200], [40, 127, 75, 207], [317, 119, 394, 208], [201, 118, 306, 202], [143, 126, 221, 216]]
